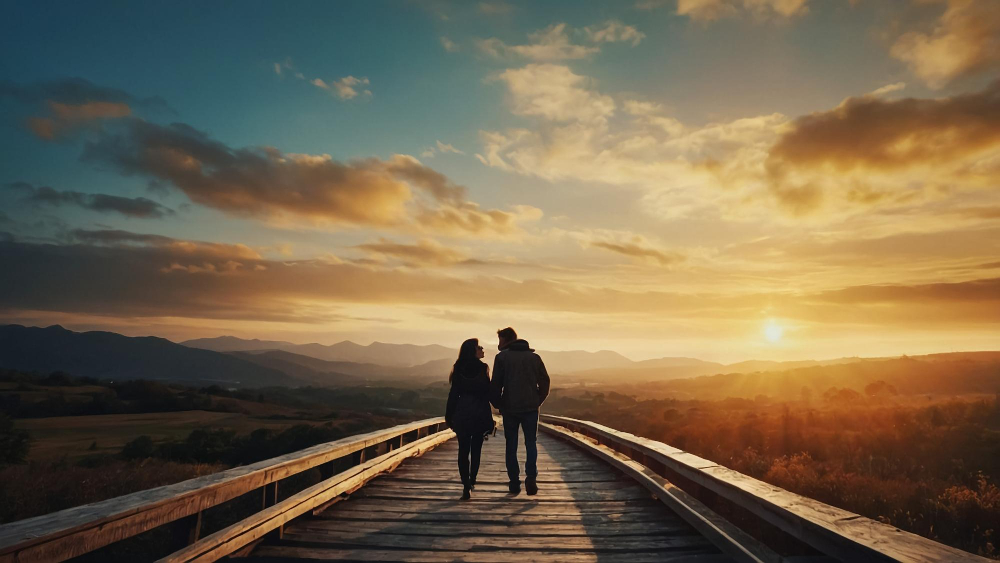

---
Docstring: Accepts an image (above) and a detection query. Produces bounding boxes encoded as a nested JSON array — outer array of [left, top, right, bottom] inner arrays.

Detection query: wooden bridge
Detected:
[[0, 416, 989, 562]]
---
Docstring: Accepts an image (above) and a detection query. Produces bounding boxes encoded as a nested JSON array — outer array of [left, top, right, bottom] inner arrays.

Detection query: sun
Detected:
[[764, 320, 784, 343]]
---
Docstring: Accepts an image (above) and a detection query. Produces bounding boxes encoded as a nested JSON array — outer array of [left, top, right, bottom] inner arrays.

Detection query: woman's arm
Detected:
[[445, 382, 458, 427]]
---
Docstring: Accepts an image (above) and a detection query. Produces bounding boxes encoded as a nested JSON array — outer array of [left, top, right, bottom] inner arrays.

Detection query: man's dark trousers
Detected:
[[503, 410, 538, 485]]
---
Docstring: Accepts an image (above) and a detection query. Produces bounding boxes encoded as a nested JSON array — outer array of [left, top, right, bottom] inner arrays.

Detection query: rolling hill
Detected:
[[0, 325, 298, 387], [182, 336, 454, 367]]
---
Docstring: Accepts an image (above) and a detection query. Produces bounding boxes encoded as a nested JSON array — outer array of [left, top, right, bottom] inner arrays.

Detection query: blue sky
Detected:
[[1, 0, 999, 361]]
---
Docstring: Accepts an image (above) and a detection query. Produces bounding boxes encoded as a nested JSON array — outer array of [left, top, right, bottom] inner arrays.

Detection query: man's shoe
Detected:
[[508, 481, 521, 494], [525, 478, 538, 496], [461, 486, 471, 500]]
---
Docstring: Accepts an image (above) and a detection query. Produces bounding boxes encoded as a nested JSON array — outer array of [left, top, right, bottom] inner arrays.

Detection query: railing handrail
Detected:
[[541, 414, 990, 563], [0, 416, 447, 563]]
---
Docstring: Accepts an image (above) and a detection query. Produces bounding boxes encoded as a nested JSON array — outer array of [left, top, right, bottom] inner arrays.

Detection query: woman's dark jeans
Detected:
[[457, 432, 485, 487]]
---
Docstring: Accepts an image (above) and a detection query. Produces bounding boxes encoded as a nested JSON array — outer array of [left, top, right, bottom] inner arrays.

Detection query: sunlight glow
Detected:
[[764, 320, 784, 343]]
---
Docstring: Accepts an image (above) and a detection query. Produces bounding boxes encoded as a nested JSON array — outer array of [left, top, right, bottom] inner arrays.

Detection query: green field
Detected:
[[18, 410, 329, 461]]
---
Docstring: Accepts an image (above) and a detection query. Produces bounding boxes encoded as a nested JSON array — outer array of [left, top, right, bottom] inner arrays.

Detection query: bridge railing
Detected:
[[0, 417, 451, 563], [541, 414, 990, 563]]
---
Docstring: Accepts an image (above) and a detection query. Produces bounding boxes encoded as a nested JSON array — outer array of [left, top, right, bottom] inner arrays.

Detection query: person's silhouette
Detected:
[[445, 338, 494, 500], [490, 327, 550, 495]]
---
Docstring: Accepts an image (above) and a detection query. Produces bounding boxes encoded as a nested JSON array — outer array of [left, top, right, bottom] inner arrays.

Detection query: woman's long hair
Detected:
[[449, 338, 483, 384]]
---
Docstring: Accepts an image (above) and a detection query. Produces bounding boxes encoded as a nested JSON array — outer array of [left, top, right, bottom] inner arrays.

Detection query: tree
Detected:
[[864, 380, 898, 397], [121, 435, 154, 460], [0, 414, 31, 464]]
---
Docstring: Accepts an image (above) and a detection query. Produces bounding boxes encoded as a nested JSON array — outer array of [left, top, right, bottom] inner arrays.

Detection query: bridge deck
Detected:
[[245, 428, 733, 562]]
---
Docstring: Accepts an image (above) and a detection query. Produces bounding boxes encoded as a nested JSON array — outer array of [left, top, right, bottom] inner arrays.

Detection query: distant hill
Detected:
[[638, 354, 1000, 401], [0, 325, 298, 387], [183, 336, 454, 367], [569, 356, 882, 383], [183, 335, 636, 375], [225, 350, 361, 386]]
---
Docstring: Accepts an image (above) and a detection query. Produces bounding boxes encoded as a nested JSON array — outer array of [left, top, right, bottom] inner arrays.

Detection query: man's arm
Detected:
[[489, 354, 505, 410], [536, 355, 550, 405]]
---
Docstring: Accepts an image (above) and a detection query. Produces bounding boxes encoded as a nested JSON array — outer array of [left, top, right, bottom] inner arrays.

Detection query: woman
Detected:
[[445, 338, 494, 499]]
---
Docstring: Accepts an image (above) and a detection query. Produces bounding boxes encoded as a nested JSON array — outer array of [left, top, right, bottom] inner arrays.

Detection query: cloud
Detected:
[[482, 62, 1000, 221], [311, 76, 371, 100], [8, 182, 174, 218], [666, 0, 809, 21], [890, 0, 1000, 88], [421, 140, 465, 158], [1, 235, 997, 327], [478, 24, 600, 61], [591, 239, 685, 266], [440, 36, 459, 52], [436, 140, 464, 155], [272, 60, 371, 100], [768, 80, 1000, 173], [414, 202, 543, 237], [354, 238, 468, 267], [869, 82, 907, 97], [69, 229, 262, 260], [582, 20, 646, 46], [25, 101, 132, 140], [478, 1, 512, 15], [79, 118, 523, 236], [0, 77, 172, 113], [495, 64, 615, 124]]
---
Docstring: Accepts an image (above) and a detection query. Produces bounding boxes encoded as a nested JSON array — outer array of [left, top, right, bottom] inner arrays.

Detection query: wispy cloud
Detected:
[[477, 20, 643, 62], [273, 59, 371, 100], [440, 36, 459, 52], [8, 182, 174, 219]]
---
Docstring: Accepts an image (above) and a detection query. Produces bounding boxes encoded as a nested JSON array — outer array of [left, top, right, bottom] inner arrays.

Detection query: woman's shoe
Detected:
[[461, 486, 472, 500]]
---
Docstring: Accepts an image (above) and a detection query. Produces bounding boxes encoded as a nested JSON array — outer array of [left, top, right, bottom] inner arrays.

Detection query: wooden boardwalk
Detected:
[[246, 428, 734, 562]]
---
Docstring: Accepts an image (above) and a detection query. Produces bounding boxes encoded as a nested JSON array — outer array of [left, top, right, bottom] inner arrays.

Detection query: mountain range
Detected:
[[4, 325, 997, 392]]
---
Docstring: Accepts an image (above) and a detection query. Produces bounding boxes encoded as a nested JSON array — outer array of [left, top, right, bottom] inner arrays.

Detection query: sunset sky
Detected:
[[1, 0, 998, 362]]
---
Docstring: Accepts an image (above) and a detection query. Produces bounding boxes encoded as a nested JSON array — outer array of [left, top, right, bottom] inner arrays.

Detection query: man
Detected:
[[489, 327, 550, 495]]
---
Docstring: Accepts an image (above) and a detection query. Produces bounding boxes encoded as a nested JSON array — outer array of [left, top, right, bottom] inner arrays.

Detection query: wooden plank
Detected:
[[291, 519, 695, 537], [156, 430, 454, 563], [0, 417, 447, 563], [315, 498, 664, 515], [354, 489, 654, 502], [542, 415, 992, 563], [249, 545, 737, 562], [314, 511, 678, 525], [541, 421, 780, 563], [277, 530, 717, 552], [363, 480, 640, 492]]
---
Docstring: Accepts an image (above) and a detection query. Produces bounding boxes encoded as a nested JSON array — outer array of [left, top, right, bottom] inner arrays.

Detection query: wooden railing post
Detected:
[[185, 510, 202, 545]]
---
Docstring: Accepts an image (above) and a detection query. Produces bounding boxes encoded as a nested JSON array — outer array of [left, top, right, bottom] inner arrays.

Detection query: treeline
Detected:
[[119, 422, 367, 466], [638, 355, 1000, 402], [547, 390, 1000, 559], [0, 369, 447, 420]]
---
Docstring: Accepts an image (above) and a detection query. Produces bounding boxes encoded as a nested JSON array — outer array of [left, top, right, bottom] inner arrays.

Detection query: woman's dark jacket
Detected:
[[445, 362, 494, 436]]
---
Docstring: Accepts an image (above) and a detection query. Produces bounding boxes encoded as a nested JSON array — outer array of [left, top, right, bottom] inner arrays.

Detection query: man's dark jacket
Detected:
[[490, 339, 550, 414]]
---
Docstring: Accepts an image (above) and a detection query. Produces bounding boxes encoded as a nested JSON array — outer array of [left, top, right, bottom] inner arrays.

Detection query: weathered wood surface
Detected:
[[542, 421, 779, 563], [0, 417, 446, 563], [242, 427, 733, 562], [158, 430, 454, 563], [542, 415, 992, 563]]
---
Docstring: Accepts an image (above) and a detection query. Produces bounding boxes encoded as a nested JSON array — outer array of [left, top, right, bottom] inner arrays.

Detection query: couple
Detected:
[[444, 327, 550, 500]]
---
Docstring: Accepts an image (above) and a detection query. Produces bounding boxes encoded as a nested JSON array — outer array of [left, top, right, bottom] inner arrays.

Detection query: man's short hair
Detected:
[[497, 327, 517, 342]]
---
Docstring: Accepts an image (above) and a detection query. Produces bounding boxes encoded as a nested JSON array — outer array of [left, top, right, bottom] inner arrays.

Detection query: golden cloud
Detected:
[[81, 119, 524, 237], [891, 0, 1000, 88], [27, 101, 131, 140], [1, 234, 997, 327]]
